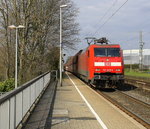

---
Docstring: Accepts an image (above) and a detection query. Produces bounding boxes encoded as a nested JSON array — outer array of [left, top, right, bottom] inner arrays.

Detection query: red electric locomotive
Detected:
[[65, 38, 124, 88]]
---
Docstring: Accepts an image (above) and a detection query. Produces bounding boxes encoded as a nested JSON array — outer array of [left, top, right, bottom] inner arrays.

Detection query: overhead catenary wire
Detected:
[[122, 31, 149, 43], [92, 0, 129, 37], [124, 37, 137, 42], [87, 0, 118, 36]]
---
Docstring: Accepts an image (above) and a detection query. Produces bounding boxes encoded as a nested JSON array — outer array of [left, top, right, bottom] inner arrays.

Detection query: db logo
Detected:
[[105, 62, 111, 66]]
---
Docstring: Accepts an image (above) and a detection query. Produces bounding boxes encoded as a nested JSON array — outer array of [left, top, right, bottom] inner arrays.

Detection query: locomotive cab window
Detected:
[[107, 48, 120, 57], [94, 48, 106, 57], [94, 48, 120, 57]]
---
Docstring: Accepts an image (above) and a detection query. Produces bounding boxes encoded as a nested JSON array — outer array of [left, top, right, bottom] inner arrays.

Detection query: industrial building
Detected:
[[123, 49, 150, 69]]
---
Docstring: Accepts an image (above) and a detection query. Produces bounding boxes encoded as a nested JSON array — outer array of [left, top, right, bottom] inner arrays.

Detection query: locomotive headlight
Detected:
[[95, 69, 100, 71], [116, 69, 121, 71]]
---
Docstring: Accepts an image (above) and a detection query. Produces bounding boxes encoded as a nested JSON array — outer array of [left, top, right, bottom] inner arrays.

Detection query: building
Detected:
[[123, 49, 150, 69]]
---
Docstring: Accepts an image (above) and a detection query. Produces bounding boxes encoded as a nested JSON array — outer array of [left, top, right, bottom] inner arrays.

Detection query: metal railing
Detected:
[[0, 71, 57, 129], [0, 92, 6, 96]]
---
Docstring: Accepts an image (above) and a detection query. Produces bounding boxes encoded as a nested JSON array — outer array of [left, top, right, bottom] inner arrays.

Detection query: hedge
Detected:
[[0, 78, 15, 92]]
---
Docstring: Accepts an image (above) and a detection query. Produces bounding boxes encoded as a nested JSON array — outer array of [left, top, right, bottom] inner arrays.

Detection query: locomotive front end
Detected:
[[91, 45, 124, 88]]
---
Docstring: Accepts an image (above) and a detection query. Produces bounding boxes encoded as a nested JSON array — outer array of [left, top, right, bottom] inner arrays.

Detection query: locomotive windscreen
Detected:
[[94, 48, 120, 57]]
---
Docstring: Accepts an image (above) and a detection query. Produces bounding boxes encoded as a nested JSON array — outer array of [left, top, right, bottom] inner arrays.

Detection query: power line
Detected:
[[95, 0, 118, 27], [92, 0, 129, 37], [86, 0, 118, 37], [90, 0, 118, 35], [123, 31, 149, 43], [124, 36, 138, 42]]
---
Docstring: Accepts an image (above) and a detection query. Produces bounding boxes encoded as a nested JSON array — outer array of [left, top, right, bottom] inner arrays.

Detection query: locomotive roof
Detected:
[[90, 44, 120, 46], [77, 44, 121, 55], [87, 44, 120, 49]]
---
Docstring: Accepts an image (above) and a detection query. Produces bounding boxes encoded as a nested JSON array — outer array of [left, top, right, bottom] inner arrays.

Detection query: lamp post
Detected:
[[60, 5, 67, 86], [8, 25, 25, 89]]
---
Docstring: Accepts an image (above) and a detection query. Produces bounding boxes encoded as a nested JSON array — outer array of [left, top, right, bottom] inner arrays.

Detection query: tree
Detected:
[[0, 0, 79, 84]]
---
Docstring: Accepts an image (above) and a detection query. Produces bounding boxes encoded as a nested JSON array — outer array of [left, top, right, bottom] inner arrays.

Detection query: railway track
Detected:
[[125, 77, 150, 90], [84, 75, 150, 128], [95, 89, 150, 129]]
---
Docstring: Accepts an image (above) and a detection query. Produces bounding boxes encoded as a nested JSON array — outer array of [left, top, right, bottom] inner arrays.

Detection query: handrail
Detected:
[[0, 71, 57, 129], [0, 72, 49, 104], [0, 92, 6, 96]]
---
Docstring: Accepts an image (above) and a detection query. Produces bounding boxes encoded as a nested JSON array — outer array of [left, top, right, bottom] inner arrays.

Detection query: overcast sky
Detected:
[[66, 0, 150, 56]]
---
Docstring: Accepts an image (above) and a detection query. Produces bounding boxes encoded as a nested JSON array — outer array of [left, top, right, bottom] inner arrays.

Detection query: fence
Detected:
[[0, 71, 57, 129], [0, 92, 6, 96]]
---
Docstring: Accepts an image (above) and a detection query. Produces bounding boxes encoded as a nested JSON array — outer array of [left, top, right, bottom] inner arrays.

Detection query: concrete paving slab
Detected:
[[23, 81, 57, 129], [23, 73, 147, 129], [48, 75, 103, 129], [66, 73, 146, 129]]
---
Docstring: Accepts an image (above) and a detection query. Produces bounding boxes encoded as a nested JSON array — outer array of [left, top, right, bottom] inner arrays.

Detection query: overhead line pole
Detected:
[[139, 31, 144, 71]]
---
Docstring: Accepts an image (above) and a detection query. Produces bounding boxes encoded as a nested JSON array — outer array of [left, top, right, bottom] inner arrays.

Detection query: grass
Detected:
[[125, 69, 150, 78]]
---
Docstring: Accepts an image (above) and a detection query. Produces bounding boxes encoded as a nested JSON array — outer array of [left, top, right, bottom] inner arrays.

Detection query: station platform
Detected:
[[24, 73, 146, 129]]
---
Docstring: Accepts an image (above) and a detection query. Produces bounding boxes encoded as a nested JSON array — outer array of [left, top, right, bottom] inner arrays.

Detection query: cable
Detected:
[[99, 0, 118, 22], [86, 0, 118, 37], [123, 36, 137, 42], [92, 0, 129, 37]]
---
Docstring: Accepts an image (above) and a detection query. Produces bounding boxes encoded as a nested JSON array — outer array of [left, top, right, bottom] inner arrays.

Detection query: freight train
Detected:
[[64, 38, 124, 88]]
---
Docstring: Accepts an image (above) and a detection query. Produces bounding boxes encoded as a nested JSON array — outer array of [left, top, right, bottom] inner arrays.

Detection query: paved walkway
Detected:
[[23, 80, 57, 129], [23, 73, 146, 129], [49, 73, 146, 129], [47, 74, 101, 129]]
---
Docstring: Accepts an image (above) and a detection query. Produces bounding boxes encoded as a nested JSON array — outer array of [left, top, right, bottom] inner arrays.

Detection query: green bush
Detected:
[[0, 78, 15, 92], [0, 82, 5, 91]]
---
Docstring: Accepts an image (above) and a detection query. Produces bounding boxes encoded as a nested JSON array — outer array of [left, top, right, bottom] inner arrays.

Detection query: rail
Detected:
[[0, 71, 57, 129], [97, 90, 150, 128], [125, 77, 150, 90], [125, 75, 150, 83]]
